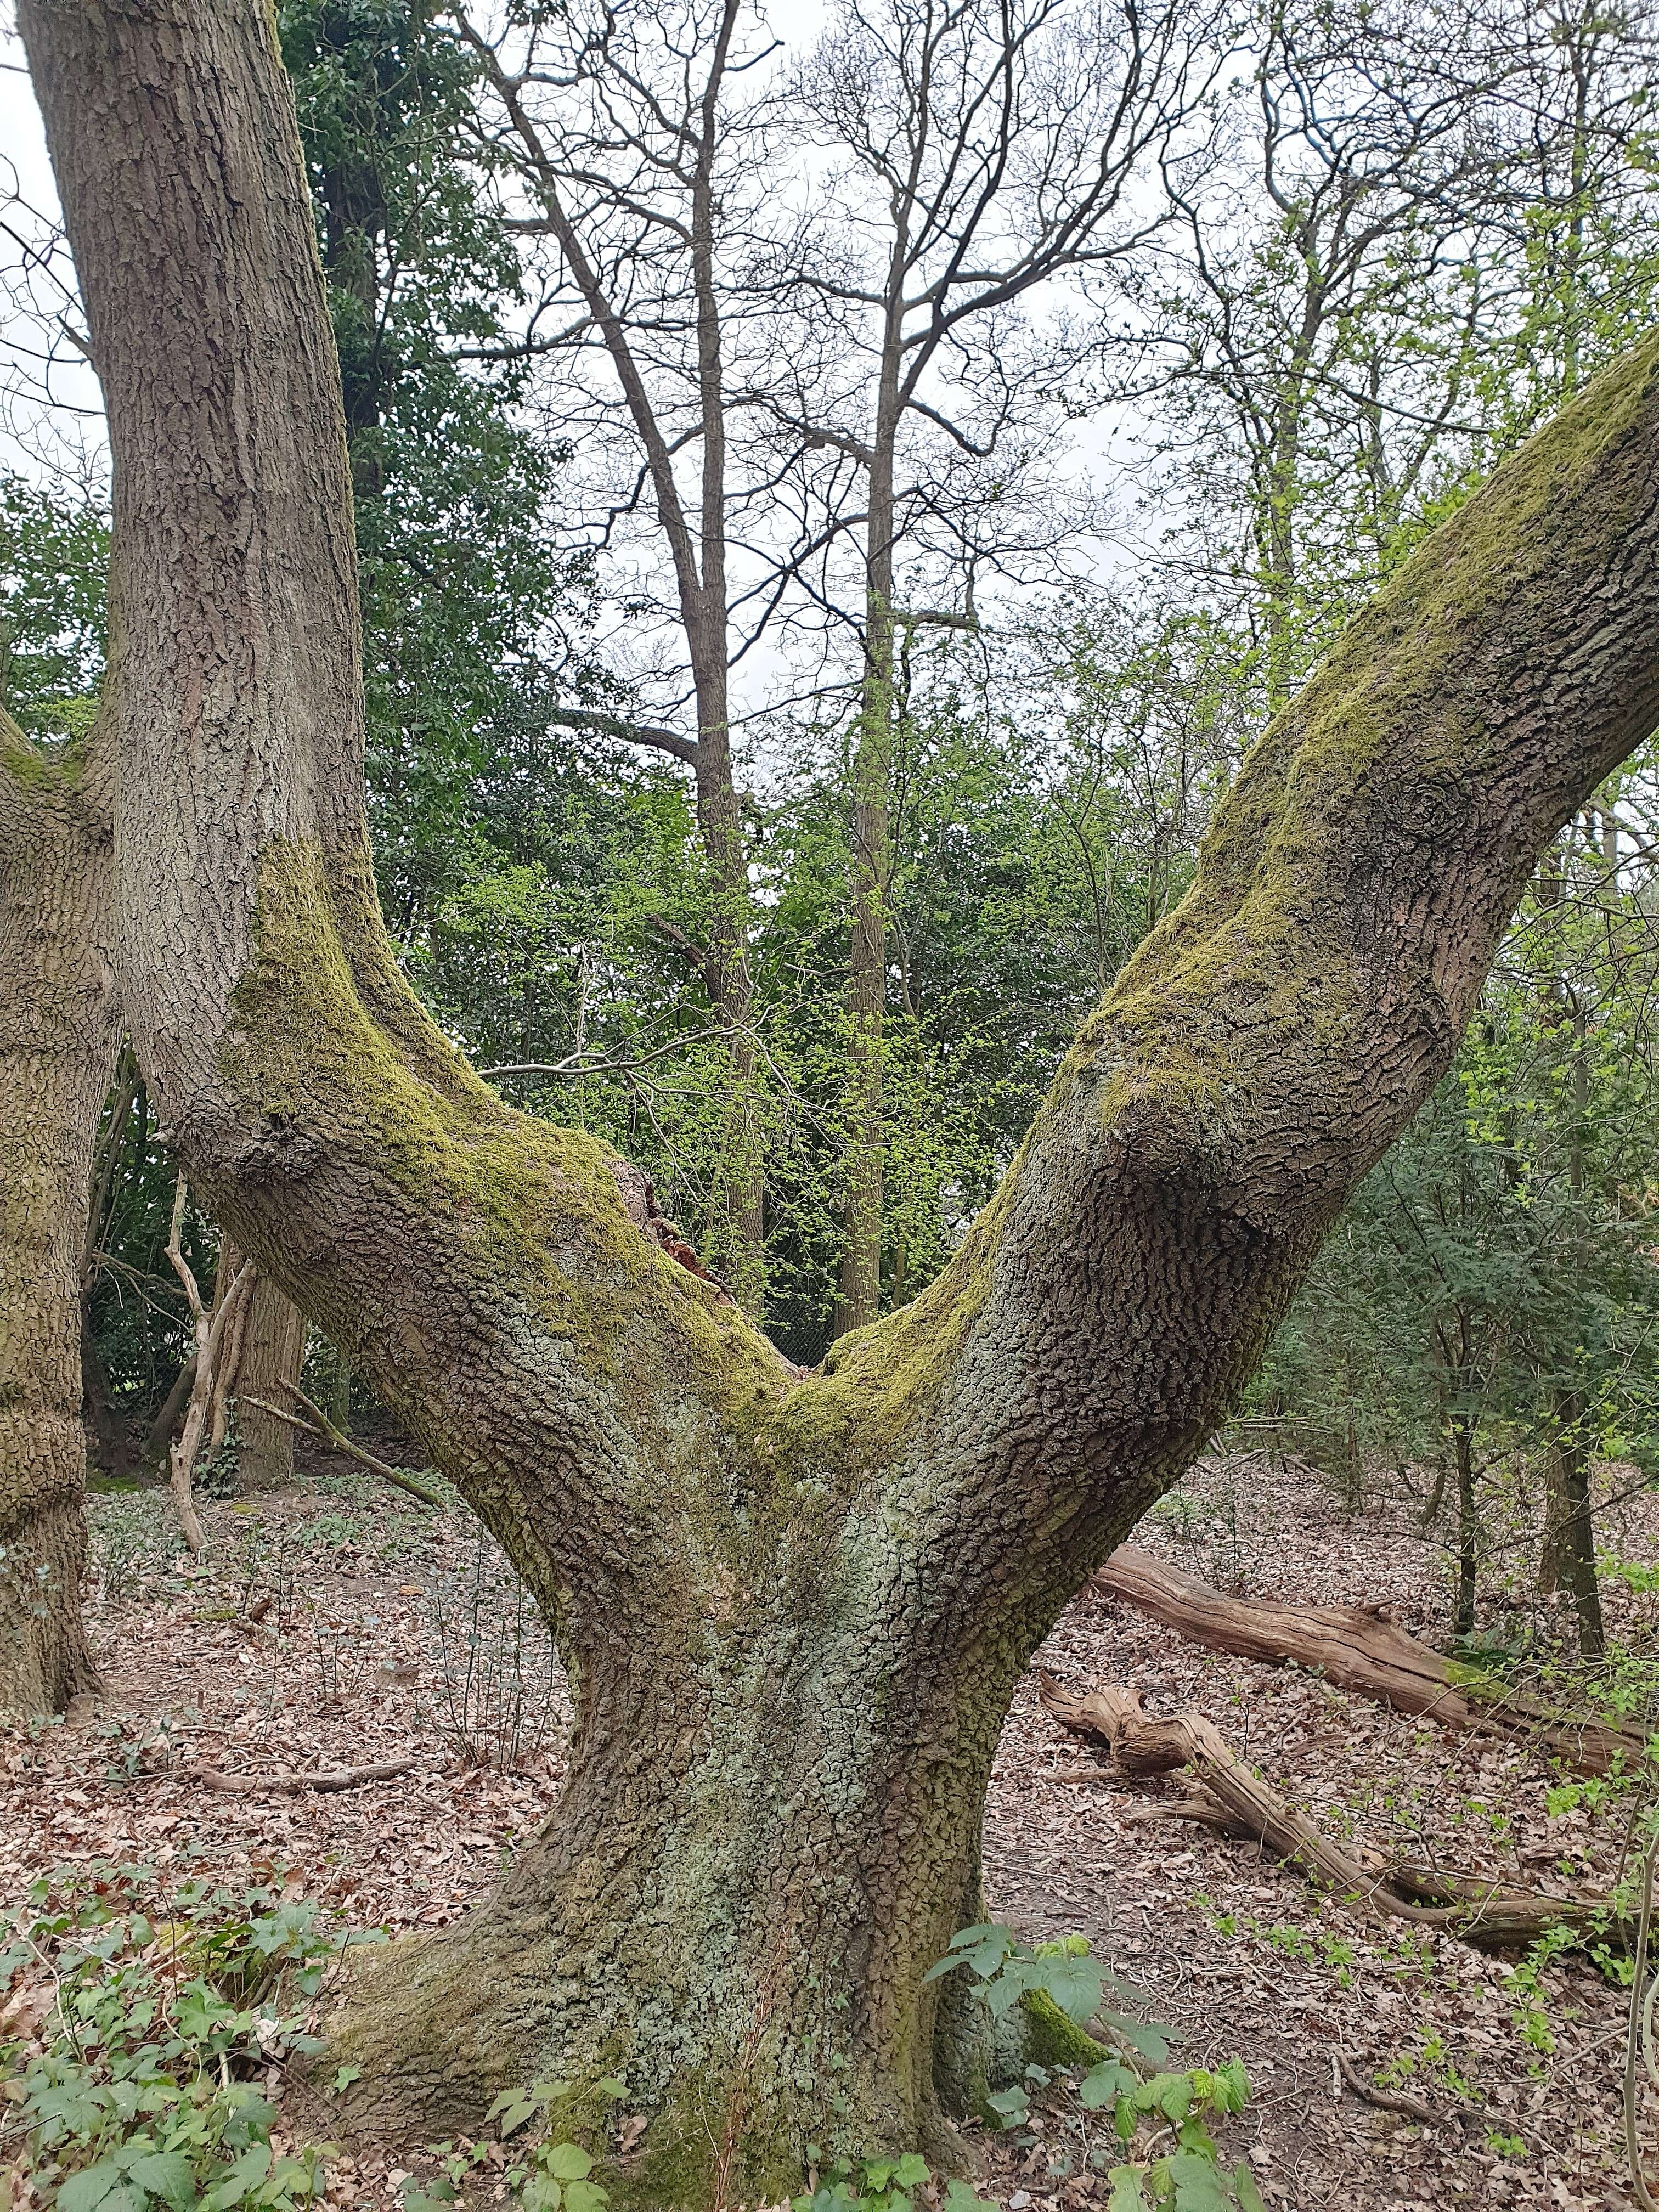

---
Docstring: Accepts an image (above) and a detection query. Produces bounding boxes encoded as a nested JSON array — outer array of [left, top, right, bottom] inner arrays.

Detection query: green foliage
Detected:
[[276, 0, 587, 899], [400, 2076, 626, 2212], [790, 2149, 942, 2212], [1, 1861, 355, 2211], [927, 1928, 1256, 2208], [0, 475, 108, 742]]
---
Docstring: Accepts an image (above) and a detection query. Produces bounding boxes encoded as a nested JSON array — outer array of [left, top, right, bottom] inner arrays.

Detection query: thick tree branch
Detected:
[[544, 704, 699, 765]]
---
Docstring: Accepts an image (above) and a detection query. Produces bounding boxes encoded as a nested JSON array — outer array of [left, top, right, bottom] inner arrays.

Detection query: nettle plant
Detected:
[[926, 1928, 1264, 2212], [0, 1860, 368, 2212]]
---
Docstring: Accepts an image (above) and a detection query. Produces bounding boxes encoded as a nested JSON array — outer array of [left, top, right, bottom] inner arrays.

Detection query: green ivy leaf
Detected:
[[1100, 2010, 1173, 2066], [1107, 2170, 1150, 2212], [893, 2153, 929, 2187], [562, 2182, 609, 2212], [1234, 2162, 1268, 2211], [940, 2182, 997, 2212], [486, 2090, 538, 2136], [1036, 1957, 1104, 2024], [1213, 2058, 1250, 2115], [1135, 2072, 1194, 2123], [543, 2142, 594, 2182], [57, 2164, 126, 2212]]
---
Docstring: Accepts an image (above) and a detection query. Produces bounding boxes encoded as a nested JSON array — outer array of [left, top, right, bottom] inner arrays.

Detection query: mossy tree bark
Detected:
[[21, 0, 1659, 2193], [0, 710, 119, 1715]]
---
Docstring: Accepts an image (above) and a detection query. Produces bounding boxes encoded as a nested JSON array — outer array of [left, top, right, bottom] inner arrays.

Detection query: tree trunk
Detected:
[[1541, 1391, 1605, 1656], [213, 1240, 308, 1487], [689, 657, 768, 1319], [1092, 1545, 1643, 1773], [328, 1602, 1013, 2189], [834, 398, 900, 1340], [1453, 1412, 1479, 1638], [0, 711, 119, 1714], [23, 0, 1659, 2188], [80, 1058, 139, 1479]]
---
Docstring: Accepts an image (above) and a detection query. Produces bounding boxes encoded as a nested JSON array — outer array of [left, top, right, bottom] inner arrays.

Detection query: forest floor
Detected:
[[4, 1443, 1658, 2211]]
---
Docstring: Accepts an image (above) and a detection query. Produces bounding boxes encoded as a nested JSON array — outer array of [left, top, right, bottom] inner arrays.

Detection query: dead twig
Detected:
[[1336, 2051, 1448, 2129], [240, 1384, 445, 1508], [163, 1178, 253, 1553], [1093, 1545, 1651, 1777], [1039, 1673, 1635, 1951]]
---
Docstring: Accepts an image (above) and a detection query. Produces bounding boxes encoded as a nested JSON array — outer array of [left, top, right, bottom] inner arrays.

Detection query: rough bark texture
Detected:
[[0, 709, 119, 1714], [1094, 1545, 1646, 1774], [21, 0, 1659, 2194]]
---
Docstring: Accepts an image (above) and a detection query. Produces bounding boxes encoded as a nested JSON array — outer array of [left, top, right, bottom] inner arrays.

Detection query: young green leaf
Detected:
[[1167, 2151, 1232, 2211], [127, 2151, 198, 2211]]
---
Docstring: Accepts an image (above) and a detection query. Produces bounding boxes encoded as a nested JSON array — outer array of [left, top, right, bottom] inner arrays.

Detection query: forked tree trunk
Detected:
[[0, 712, 119, 1714], [21, 0, 1659, 2193]]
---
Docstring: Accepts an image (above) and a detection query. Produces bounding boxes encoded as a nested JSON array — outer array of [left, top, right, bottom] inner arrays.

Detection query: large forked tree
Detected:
[[18, 0, 1659, 2196]]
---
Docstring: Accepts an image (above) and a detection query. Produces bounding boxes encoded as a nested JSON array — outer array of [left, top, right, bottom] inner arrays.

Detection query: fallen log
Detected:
[[1038, 1673, 1633, 1951], [195, 1756, 418, 1794], [1094, 1545, 1650, 1777]]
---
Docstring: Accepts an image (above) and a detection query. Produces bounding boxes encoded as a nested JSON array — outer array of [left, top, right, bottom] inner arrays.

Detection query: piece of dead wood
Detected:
[[241, 1384, 445, 1509], [1335, 2051, 1449, 2128], [1094, 1545, 1648, 1777], [1038, 1673, 1632, 1951], [195, 1756, 418, 1795]]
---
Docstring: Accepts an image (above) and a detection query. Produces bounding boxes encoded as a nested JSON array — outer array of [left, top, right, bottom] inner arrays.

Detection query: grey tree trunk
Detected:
[[0, 711, 119, 1714], [21, 0, 1659, 2193]]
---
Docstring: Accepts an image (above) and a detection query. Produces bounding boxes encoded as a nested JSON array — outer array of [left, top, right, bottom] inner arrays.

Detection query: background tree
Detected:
[[0, 706, 116, 1714], [783, 0, 1215, 1332]]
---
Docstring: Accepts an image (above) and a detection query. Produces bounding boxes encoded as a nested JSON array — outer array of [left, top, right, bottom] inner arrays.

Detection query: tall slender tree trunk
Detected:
[[1541, 1390, 1605, 1656], [689, 648, 766, 1318], [685, 12, 765, 1320], [1531, 862, 1605, 1654], [834, 393, 900, 1340], [1453, 1413, 1479, 1638], [0, 713, 119, 1714], [22, 0, 1659, 2191]]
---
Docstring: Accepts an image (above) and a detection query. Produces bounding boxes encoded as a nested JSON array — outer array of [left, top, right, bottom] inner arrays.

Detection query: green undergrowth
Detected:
[[0, 1859, 385, 2212], [926, 1927, 1265, 2210]]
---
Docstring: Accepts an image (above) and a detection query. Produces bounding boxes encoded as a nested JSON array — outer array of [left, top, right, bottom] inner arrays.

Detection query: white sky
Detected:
[[0, 0, 1135, 746]]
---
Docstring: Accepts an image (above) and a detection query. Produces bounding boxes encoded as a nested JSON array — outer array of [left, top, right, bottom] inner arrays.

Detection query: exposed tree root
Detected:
[[1038, 1673, 1634, 1951], [1094, 1546, 1649, 1776]]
